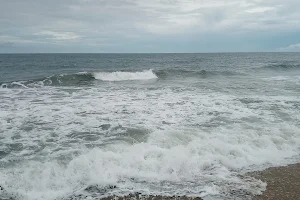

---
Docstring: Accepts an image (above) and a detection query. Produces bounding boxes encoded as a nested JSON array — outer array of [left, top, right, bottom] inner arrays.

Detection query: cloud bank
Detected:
[[0, 0, 300, 52]]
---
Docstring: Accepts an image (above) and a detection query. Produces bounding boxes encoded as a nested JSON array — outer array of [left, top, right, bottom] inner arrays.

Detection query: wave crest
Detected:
[[153, 69, 240, 78], [0, 72, 95, 88], [263, 63, 300, 70], [93, 70, 158, 81], [0, 70, 158, 88]]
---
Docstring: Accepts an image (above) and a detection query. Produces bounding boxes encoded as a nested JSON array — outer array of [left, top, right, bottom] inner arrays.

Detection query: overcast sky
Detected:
[[0, 0, 300, 53]]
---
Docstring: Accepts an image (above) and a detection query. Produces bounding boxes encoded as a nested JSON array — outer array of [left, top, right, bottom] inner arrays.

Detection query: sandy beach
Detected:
[[101, 195, 203, 200], [250, 163, 300, 200]]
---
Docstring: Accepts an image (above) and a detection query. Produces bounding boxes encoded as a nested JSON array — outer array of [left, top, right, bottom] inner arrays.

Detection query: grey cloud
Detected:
[[0, 0, 300, 52], [279, 43, 300, 52], [0, 42, 14, 47], [35, 31, 82, 41]]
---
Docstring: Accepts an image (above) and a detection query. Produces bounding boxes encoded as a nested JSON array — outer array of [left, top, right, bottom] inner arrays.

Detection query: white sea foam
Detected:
[[263, 76, 300, 83], [93, 70, 158, 81], [0, 83, 300, 200], [263, 76, 288, 81]]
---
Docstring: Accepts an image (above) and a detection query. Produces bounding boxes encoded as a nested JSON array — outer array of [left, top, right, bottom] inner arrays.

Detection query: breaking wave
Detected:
[[0, 70, 158, 88], [0, 69, 243, 88], [0, 72, 95, 88], [93, 70, 158, 81]]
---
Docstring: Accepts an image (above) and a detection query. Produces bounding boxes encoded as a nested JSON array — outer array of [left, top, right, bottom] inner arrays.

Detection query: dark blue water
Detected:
[[0, 53, 299, 82], [0, 53, 300, 200]]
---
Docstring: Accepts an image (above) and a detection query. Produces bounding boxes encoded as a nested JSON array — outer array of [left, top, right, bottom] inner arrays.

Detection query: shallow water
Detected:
[[0, 53, 300, 200]]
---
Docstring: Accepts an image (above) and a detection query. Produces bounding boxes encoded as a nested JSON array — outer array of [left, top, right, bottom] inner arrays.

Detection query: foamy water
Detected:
[[0, 53, 300, 200], [93, 70, 158, 81]]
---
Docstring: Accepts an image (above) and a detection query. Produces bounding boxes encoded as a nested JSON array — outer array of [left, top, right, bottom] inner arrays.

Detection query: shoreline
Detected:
[[101, 195, 203, 200], [2, 164, 300, 200], [98, 163, 300, 200], [249, 163, 300, 200]]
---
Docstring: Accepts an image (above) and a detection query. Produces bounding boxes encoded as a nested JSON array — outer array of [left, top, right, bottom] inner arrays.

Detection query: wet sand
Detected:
[[249, 163, 300, 200], [101, 195, 203, 200]]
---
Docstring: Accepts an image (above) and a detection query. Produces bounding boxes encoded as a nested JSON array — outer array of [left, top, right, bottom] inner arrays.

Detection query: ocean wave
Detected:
[[0, 68, 242, 88], [1, 84, 299, 200], [262, 63, 300, 70], [153, 69, 241, 78], [0, 129, 268, 200], [93, 70, 158, 81], [0, 70, 158, 88], [0, 72, 95, 88]]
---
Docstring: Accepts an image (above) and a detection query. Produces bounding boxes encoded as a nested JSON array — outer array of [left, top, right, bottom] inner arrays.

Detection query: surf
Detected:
[[93, 69, 158, 81], [0, 70, 158, 88]]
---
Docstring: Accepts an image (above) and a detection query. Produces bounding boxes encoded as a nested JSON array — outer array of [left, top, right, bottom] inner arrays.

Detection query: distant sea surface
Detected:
[[0, 53, 300, 200]]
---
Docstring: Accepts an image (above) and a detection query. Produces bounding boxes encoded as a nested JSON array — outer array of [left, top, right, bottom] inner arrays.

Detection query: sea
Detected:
[[0, 53, 299, 200]]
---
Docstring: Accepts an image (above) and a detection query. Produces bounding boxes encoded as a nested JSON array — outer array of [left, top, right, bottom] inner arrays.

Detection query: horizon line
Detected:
[[0, 51, 299, 54]]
